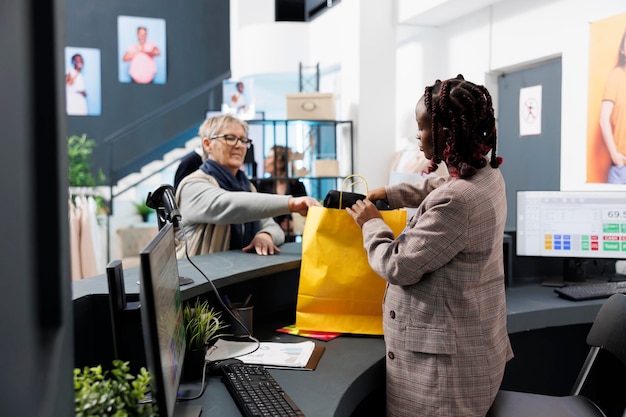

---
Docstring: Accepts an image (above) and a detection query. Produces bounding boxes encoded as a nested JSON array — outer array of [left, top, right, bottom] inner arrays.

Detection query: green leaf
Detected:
[[183, 298, 228, 350], [74, 360, 157, 416]]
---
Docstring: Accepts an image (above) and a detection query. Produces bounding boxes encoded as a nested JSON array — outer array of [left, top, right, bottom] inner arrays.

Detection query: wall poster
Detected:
[[65, 47, 101, 116], [117, 16, 167, 85], [587, 13, 626, 184], [519, 85, 543, 137]]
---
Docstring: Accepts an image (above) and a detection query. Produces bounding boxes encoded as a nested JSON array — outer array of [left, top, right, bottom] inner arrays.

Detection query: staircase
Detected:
[[105, 135, 201, 263]]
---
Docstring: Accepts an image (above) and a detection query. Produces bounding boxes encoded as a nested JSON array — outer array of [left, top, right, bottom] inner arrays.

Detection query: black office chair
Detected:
[[487, 293, 626, 417]]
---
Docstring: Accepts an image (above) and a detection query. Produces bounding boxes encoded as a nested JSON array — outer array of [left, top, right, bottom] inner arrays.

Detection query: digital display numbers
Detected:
[[603, 209, 626, 220]]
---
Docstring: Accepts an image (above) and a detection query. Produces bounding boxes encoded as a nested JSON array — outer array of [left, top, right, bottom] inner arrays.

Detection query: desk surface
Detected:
[[505, 284, 605, 333], [72, 242, 608, 417], [72, 242, 303, 301], [182, 333, 385, 417]]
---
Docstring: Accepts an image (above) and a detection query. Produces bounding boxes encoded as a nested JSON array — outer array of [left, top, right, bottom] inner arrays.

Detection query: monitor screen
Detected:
[[139, 222, 190, 417], [516, 190, 626, 260]]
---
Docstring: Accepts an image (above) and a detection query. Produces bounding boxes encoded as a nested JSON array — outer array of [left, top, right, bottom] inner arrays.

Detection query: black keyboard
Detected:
[[221, 362, 305, 417], [554, 280, 626, 301]]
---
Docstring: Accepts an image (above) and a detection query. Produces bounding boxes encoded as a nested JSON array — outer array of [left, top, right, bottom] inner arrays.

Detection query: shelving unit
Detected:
[[246, 119, 354, 202]]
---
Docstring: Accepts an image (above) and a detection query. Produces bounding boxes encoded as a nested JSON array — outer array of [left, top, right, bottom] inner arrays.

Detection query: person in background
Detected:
[[346, 75, 513, 417], [174, 141, 204, 191], [66, 53, 88, 115], [389, 136, 449, 180], [599, 26, 626, 184], [175, 114, 319, 257], [257, 145, 308, 241], [122, 26, 160, 84]]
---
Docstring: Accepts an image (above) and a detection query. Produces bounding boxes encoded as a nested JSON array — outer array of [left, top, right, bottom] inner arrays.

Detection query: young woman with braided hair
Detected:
[[347, 75, 513, 417]]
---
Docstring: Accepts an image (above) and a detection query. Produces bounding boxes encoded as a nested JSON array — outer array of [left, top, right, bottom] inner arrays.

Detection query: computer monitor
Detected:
[[516, 190, 626, 282], [139, 222, 201, 417]]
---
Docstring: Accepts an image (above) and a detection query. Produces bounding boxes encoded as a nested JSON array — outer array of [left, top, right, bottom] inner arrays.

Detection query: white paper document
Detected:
[[205, 338, 316, 368], [238, 341, 315, 367], [205, 338, 259, 362]]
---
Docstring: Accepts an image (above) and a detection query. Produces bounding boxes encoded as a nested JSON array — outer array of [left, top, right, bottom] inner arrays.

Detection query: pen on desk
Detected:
[[242, 294, 252, 308]]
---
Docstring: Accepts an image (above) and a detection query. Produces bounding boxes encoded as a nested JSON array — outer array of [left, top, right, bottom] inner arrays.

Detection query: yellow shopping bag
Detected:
[[295, 177, 407, 335]]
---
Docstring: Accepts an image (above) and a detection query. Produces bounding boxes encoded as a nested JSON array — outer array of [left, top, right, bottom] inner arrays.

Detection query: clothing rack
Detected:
[[68, 187, 110, 280], [68, 186, 110, 203]]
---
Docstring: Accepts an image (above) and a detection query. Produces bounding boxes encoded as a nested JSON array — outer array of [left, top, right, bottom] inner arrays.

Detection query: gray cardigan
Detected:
[[174, 170, 291, 257]]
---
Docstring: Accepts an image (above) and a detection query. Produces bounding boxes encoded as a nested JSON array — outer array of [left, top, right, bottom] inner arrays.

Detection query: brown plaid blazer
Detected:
[[361, 168, 513, 417]]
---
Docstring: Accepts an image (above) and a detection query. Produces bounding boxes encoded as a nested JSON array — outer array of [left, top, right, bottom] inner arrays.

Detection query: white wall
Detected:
[[308, 1, 397, 188], [231, 0, 626, 189]]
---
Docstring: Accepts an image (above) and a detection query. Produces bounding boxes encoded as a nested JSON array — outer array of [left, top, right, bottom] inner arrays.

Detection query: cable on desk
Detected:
[[177, 361, 210, 401], [178, 218, 260, 359]]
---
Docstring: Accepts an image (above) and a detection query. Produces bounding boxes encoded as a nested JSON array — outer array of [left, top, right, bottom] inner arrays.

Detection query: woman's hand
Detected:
[[288, 196, 321, 216], [346, 199, 382, 228], [243, 232, 280, 256], [368, 187, 388, 203], [610, 151, 626, 167]]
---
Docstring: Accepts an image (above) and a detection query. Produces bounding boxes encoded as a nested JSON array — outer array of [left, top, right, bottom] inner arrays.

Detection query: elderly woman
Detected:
[[175, 114, 319, 257]]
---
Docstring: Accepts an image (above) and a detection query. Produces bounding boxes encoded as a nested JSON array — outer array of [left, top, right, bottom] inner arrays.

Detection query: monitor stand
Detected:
[[179, 276, 194, 286], [541, 258, 605, 287]]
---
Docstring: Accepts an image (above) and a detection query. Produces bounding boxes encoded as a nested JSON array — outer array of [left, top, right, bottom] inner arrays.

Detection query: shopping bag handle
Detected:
[[339, 174, 369, 209]]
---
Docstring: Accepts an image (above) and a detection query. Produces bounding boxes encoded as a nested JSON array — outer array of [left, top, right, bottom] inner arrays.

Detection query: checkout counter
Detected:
[[72, 243, 619, 417]]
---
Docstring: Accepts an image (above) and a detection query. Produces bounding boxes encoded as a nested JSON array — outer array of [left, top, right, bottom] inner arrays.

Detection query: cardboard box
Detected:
[[313, 159, 339, 177], [286, 93, 335, 120]]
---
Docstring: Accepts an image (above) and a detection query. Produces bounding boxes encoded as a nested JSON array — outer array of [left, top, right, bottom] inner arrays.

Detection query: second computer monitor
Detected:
[[139, 222, 201, 417]]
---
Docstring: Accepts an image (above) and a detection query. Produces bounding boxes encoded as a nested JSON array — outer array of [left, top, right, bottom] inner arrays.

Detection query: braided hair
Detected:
[[423, 74, 502, 178]]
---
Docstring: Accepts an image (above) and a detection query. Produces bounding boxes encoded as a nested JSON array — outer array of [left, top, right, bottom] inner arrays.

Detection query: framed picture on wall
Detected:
[[586, 13, 626, 185], [222, 79, 256, 120], [64, 47, 101, 116], [117, 16, 167, 85]]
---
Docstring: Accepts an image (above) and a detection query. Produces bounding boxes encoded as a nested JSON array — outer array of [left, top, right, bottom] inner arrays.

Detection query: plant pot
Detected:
[[182, 345, 208, 382]]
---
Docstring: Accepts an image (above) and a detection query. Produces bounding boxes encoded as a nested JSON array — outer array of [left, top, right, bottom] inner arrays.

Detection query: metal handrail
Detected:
[[104, 71, 229, 185], [101, 71, 230, 261]]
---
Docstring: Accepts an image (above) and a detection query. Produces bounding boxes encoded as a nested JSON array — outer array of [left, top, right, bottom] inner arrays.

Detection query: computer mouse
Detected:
[[207, 358, 244, 376]]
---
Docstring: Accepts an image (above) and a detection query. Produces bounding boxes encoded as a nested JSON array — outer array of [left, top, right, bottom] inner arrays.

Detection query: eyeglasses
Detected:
[[211, 134, 253, 148]]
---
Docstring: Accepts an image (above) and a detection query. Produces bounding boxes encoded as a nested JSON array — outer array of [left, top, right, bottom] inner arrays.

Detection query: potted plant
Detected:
[[133, 200, 155, 223], [68, 133, 109, 215], [182, 298, 228, 380], [74, 359, 156, 417]]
